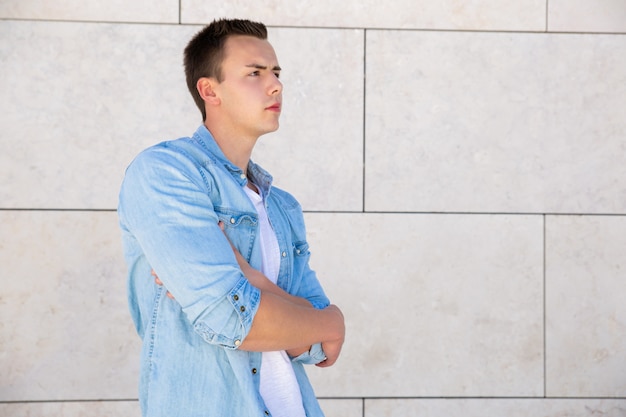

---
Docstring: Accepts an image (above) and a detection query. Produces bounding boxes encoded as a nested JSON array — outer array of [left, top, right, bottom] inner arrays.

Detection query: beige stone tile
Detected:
[[364, 399, 626, 417], [0, 211, 140, 401], [545, 215, 626, 397], [0, 399, 363, 416], [318, 398, 363, 417], [252, 28, 364, 211], [0, 21, 362, 212], [304, 213, 544, 397], [365, 30, 626, 214], [0, 20, 200, 209], [0, 0, 179, 23], [181, 0, 546, 31], [549, 0, 626, 33], [0, 401, 140, 417]]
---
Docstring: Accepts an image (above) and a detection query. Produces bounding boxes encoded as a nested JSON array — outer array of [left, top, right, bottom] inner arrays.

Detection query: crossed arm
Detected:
[[154, 223, 345, 367]]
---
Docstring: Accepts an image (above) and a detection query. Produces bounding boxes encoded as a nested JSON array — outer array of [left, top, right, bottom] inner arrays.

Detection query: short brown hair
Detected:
[[183, 19, 268, 121]]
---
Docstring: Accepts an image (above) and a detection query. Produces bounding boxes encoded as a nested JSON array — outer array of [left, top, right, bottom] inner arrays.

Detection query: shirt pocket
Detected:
[[292, 240, 311, 276]]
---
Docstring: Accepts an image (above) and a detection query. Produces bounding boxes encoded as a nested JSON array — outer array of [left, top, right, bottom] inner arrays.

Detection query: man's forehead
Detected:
[[223, 35, 279, 64]]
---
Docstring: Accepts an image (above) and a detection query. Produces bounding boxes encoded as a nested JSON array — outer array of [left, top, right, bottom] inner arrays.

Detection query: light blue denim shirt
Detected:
[[118, 125, 330, 417]]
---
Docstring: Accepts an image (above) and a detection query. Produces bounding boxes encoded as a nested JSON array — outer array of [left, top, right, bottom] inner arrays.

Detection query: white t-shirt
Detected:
[[243, 185, 306, 417]]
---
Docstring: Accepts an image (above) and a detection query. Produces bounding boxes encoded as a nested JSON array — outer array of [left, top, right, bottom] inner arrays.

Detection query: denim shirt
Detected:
[[118, 125, 330, 417]]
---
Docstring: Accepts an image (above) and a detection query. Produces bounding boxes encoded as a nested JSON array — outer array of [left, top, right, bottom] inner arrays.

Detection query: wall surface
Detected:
[[1, 1, 626, 416]]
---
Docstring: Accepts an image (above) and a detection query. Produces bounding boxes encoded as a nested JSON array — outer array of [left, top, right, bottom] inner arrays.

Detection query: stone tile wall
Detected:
[[1, 1, 625, 416]]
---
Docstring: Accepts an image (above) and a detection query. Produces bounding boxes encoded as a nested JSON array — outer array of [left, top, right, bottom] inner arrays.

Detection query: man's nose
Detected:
[[269, 77, 282, 95]]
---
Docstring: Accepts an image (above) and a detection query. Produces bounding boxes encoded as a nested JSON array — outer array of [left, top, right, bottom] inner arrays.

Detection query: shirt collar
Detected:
[[191, 125, 273, 195]]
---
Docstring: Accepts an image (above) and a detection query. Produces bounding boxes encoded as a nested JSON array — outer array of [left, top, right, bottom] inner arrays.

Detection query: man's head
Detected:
[[184, 19, 268, 121]]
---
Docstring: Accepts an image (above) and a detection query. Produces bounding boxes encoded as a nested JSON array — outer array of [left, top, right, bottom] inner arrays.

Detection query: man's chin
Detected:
[[260, 123, 280, 136]]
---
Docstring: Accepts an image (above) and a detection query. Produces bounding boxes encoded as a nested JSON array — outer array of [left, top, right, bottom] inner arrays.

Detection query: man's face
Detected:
[[212, 35, 283, 140]]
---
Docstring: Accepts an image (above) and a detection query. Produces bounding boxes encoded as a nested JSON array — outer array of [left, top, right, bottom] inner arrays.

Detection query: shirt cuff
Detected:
[[291, 343, 327, 365]]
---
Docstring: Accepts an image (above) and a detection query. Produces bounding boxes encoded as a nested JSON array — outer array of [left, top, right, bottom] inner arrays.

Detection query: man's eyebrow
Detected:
[[245, 63, 282, 71]]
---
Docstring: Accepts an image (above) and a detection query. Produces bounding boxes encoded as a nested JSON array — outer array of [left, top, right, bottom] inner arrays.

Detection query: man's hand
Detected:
[[316, 304, 345, 367], [151, 269, 175, 299]]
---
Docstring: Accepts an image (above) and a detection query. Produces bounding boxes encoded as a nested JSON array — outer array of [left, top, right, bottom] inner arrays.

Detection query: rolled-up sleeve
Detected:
[[118, 144, 259, 348], [290, 343, 327, 365]]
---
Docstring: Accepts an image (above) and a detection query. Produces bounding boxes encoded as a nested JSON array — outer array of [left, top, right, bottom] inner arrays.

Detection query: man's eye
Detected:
[[274, 72, 280, 79], [250, 70, 260, 76]]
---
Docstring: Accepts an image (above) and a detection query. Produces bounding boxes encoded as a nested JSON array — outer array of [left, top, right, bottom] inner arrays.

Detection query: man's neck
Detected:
[[205, 122, 257, 175]]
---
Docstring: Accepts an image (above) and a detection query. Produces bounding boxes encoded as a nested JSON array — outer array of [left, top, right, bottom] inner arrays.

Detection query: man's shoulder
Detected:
[[130, 136, 214, 169], [137, 136, 196, 157]]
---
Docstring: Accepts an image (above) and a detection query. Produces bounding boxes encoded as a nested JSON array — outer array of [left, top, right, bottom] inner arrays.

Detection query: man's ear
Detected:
[[197, 77, 220, 106]]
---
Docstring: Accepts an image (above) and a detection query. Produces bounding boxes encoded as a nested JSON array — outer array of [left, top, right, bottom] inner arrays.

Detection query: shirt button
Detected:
[[240, 306, 246, 312], [234, 340, 241, 347], [240, 173, 246, 179], [233, 294, 239, 301], [230, 217, 236, 224], [281, 251, 287, 258], [251, 368, 257, 374], [296, 249, 301, 254], [264, 411, 269, 416]]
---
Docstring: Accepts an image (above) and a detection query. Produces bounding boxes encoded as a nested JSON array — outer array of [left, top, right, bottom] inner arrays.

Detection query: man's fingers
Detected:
[[151, 269, 162, 285], [151, 269, 174, 299]]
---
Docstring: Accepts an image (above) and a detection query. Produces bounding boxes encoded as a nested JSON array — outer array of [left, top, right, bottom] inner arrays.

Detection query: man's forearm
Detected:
[[242, 269, 326, 357], [239, 291, 344, 353]]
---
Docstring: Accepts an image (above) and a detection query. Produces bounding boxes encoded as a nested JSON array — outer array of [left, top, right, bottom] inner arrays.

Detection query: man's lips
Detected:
[[266, 103, 281, 111]]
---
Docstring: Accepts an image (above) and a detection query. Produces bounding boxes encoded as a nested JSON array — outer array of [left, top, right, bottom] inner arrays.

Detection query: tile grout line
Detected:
[[362, 28, 367, 214], [2, 209, 626, 217], [543, 214, 547, 398], [3, 18, 625, 35], [5, 396, 626, 404]]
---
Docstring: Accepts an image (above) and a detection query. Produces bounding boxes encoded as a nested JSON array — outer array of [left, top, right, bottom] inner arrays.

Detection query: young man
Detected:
[[118, 19, 345, 417]]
